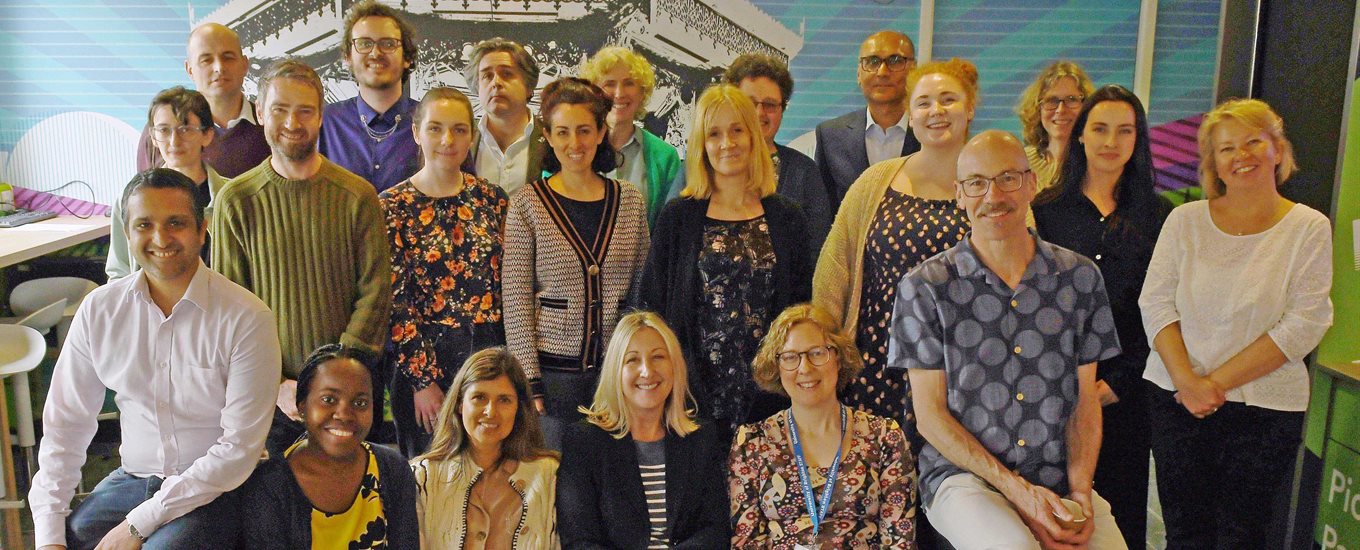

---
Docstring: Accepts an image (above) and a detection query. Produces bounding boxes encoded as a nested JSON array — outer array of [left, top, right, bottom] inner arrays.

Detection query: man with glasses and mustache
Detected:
[[211, 59, 392, 456], [890, 131, 1128, 549], [319, 1, 420, 193], [814, 30, 921, 209]]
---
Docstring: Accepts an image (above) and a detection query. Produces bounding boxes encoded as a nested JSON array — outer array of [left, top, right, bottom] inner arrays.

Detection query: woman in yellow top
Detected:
[[237, 344, 419, 549]]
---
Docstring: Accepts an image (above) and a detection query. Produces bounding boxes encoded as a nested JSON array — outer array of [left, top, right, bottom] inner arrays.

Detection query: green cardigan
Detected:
[[636, 127, 682, 226]]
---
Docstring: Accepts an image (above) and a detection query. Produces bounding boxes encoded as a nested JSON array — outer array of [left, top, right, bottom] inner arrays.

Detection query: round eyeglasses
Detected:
[[777, 345, 838, 371]]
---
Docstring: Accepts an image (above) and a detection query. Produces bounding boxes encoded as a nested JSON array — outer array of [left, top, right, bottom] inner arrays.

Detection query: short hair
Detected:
[[723, 53, 794, 105], [416, 347, 557, 464], [146, 86, 212, 130], [1016, 61, 1096, 154], [751, 304, 864, 397], [1197, 98, 1298, 198], [258, 59, 325, 107], [907, 57, 981, 109], [680, 84, 776, 200], [121, 168, 207, 230], [582, 312, 699, 439], [579, 46, 656, 120], [294, 343, 376, 410], [537, 77, 618, 174], [465, 38, 540, 97], [339, 0, 419, 84]]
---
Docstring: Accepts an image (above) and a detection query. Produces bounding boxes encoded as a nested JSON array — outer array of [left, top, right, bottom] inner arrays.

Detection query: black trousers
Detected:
[[1094, 380, 1151, 549], [389, 323, 504, 458], [1148, 386, 1303, 549]]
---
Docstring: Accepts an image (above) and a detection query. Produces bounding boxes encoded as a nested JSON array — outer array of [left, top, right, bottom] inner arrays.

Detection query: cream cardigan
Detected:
[[412, 454, 561, 549]]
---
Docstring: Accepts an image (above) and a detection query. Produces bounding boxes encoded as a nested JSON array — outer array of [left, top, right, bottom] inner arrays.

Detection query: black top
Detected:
[[1033, 191, 1171, 399], [553, 189, 607, 246]]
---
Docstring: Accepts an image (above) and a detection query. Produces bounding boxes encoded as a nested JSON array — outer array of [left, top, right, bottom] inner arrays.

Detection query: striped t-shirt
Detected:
[[635, 439, 669, 549]]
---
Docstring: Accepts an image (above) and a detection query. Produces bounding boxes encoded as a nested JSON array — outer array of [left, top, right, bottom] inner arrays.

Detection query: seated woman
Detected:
[[557, 312, 729, 549], [237, 344, 418, 549], [729, 304, 916, 549], [411, 347, 559, 549]]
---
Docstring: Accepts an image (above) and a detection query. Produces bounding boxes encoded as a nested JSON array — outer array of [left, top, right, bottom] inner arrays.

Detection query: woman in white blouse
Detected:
[[1139, 98, 1333, 548]]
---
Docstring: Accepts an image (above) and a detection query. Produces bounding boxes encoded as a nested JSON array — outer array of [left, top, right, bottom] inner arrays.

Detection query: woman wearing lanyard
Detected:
[[728, 304, 915, 549]]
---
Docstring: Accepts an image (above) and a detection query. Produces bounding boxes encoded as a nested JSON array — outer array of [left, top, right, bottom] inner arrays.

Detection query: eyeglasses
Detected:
[[1040, 95, 1084, 112], [957, 170, 1031, 197], [351, 37, 401, 55], [150, 125, 208, 142], [859, 54, 914, 73], [751, 99, 785, 112], [777, 345, 837, 371]]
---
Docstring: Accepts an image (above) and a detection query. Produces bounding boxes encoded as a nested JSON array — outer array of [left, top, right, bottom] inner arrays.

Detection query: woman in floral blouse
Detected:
[[729, 304, 915, 549], [381, 87, 509, 457]]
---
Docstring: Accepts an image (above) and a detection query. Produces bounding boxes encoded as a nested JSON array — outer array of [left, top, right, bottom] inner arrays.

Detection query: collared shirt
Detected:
[[218, 95, 256, 131], [606, 122, 649, 196], [29, 263, 282, 547], [320, 95, 421, 193], [888, 230, 1121, 507], [476, 115, 536, 196], [864, 107, 911, 166]]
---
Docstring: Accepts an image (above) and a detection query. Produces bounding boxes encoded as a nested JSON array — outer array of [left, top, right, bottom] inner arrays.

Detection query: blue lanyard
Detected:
[[786, 405, 846, 536]]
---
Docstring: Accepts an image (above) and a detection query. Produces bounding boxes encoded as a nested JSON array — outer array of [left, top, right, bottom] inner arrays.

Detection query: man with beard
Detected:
[[466, 38, 547, 195], [211, 59, 392, 455], [319, 1, 420, 193]]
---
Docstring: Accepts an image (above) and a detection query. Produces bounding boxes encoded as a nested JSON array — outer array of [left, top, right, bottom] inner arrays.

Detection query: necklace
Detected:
[[360, 113, 402, 143]]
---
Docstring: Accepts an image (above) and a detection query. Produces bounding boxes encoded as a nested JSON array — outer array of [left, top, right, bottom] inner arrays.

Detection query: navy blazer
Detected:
[[813, 109, 921, 209], [556, 420, 731, 549]]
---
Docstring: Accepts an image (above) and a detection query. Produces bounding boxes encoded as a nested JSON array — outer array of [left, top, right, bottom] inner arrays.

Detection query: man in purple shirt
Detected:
[[318, 0, 421, 192]]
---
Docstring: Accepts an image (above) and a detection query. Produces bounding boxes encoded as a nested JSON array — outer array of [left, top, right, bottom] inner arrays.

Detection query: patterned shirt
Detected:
[[888, 230, 1121, 507], [288, 441, 389, 549]]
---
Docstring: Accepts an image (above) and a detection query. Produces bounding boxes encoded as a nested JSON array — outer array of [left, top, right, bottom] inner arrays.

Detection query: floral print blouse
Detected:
[[380, 175, 509, 390], [729, 408, 916, 549]]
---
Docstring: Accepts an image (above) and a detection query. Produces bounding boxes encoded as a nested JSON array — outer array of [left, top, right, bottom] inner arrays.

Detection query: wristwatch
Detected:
[[129, 522, 148, 543]]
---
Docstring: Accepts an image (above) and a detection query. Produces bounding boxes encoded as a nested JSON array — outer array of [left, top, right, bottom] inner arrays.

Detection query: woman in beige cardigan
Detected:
[[812, 58, 977, 447]]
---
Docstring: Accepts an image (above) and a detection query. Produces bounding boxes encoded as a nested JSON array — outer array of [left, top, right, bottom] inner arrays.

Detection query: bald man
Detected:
[[136, 23, 270, 178], [889, 131, 1128, 549], [814, 30, 922, 208]]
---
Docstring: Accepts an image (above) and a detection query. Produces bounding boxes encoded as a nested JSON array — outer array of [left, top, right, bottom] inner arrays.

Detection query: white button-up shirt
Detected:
[[864, 107, 911, 166], [29, 263, 281, 547], [476, 115, 536, 196]]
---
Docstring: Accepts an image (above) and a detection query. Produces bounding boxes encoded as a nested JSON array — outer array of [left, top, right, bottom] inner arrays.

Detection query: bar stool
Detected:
[[0, 323, 45, 550], [8, 299, 66, 478], [10, 276, 97, 348]]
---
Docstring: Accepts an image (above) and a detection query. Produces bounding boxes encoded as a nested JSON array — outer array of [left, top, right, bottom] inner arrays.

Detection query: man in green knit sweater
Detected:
[[210, 59, 392, 454]]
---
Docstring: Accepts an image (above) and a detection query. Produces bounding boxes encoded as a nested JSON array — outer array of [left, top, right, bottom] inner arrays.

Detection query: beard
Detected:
[[270, 134, 317, 162]]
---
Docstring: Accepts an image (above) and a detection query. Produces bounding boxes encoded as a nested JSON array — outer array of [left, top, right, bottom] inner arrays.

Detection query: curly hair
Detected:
[[751, 304, 865, 398], [579, 46, 656, 120], [1016, 61, 1095, 154], [339, 0, 418, 83], [723, 53, 794, 105]]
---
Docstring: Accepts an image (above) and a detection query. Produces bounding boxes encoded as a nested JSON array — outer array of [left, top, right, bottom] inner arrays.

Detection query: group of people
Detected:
[[26, 1, 1333, 549]]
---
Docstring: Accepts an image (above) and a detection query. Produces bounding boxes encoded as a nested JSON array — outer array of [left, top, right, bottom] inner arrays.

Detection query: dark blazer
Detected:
[[466, 119, 549, 188], [813, 109, 921, 209], [235, 444, 419, 549], [557, 420, 730, 549]]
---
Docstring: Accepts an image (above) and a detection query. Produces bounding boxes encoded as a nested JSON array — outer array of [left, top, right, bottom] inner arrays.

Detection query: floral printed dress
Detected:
[[728, 408, 917, 549]]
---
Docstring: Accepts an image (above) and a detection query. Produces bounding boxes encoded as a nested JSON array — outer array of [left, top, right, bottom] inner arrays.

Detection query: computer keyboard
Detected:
[[0, 209, 57, 228]]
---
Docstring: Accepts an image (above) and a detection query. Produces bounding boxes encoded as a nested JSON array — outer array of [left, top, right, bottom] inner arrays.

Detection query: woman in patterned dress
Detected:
[[812, 58, 978, 446], [639, 84, 813, 443], [729, 304, 915, 549], [382, 87, 509, 458]]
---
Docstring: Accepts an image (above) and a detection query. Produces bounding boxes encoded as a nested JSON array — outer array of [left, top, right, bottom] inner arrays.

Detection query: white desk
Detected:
[[0, 215, 110, 269]]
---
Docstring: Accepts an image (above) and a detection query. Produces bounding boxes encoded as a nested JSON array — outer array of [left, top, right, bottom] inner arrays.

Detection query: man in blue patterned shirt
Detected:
[[889, 130, 1128, 549]]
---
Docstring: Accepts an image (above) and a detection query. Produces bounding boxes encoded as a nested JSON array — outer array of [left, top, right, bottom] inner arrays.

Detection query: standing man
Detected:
[[137, 23, 269, 178], [211, 59, 392, 454], [814, 30, 921, 208], [319, 0, 420, 193], [891, 131, 1127, 548], [466, 38, 548, 195], [31, 168, 281, 550]]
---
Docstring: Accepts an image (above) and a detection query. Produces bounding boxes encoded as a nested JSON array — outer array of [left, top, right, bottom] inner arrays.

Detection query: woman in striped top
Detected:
[[557, 312, 730, 549]]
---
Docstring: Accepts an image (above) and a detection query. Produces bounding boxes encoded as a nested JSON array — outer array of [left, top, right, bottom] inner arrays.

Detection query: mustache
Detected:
[[976, 201, 1016, 217]]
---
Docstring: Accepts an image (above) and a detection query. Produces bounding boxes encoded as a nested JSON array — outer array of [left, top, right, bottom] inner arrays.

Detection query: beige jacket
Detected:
[[412, 454, 561, 550]]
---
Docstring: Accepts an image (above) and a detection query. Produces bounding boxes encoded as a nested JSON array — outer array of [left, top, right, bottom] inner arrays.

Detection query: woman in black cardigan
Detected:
[[557, 311, 729, 549], [639, 83, 812, 442]]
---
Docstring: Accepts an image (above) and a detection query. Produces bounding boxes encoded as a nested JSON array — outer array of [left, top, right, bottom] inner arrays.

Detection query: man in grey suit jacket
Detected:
[[814, 30, 921, 209]]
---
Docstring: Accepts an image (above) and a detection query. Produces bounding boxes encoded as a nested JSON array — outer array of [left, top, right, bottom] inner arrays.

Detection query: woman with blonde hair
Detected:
[[411, 347, 560, 549], [1016, 60, 1096, 189], [639, 83, 812, 442], [729, 303, 915, 549], [579, 46, 681, 225], [812, 58, 975, 444], [556, 312, 729, 548], [1140, 98, 1332, 547]]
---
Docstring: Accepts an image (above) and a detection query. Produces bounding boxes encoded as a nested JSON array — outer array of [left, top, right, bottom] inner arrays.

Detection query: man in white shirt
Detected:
[[29, 168, 281, 549], [466, 37, 547, 195]]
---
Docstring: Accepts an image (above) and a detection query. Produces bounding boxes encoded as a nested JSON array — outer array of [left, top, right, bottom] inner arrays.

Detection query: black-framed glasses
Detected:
[[150, 125, 208, 142], [351, 37, 401, 55], [1040, 95, 1084, 112], [957, 170, 1031, 197], [751, 99, 785, 112], [777, 345, 837, 371], [859, 54, 914, 72]]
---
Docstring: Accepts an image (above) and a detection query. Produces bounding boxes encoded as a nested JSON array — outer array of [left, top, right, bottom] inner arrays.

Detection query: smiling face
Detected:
[[598, 64, 643, 128], [620, 327, 675, 420], [345, 16, 409, 92], [1211, 117, 1281, 192], [184, 24, 248, 103], [477, 51, 531, 119], [151, 106, 213, 172], [459, 374, 518, 453], [1041, 76, 1083, 146], [909, 72, 974, 147], [778, 322, 840, 407], [738, 76, 785, 146], [414, 98, 473, 173], [125, 186, 205, 283], [260, 78, 322, 162], [703, 104, 753, 181], [1080, 100, 1137, 179], [544, 102, 605, 174], [956, 133, 1036, 241], [857, 33, 915, 108], [301, 358, 373, 460]]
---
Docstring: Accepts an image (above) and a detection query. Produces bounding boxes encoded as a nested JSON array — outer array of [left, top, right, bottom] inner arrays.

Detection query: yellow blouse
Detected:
[[286, 441, 388, 549]]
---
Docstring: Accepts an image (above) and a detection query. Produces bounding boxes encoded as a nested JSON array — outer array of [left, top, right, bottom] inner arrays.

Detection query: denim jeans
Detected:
[[65, 468, 239, 550]]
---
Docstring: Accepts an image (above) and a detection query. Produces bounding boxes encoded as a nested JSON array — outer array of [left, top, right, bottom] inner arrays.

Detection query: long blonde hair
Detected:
[[416, 347, 557, 464], [1197, 98, 1297, 198], [580, 312, 699, 439], [680, 84, 776, 200]]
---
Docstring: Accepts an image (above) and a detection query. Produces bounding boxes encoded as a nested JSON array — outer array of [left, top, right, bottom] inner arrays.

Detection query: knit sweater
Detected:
[[210, 158, 392, 378]]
